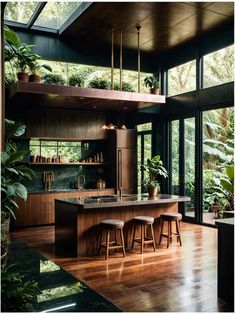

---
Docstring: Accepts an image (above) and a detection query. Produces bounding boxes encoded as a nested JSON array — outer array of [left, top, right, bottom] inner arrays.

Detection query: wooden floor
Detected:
[[11, 222, 233, 312]]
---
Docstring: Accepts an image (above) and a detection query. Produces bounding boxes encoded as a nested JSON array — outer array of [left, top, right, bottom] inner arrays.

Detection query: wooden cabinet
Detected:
[[14, 189, 114, 227], [107, 130, 137, 194]]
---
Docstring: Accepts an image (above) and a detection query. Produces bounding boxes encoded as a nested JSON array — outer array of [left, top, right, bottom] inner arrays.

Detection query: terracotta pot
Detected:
[[147, 186, 158, 197], [150, 88, 160, 95], [17, 72, 29, 82], [29, 74, 40, 83]]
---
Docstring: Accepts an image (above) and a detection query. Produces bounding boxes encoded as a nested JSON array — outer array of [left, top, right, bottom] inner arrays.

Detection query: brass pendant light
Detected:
[[136, 25, 141, 93], [111, 28, 114, 90]]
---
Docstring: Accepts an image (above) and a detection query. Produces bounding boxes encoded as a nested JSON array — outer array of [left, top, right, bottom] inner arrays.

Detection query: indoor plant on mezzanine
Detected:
[[141, 155, 168, 197], [143, 75, 160, 94]]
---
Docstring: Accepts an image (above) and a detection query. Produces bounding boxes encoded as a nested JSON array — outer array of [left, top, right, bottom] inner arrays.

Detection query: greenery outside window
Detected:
[[203, 44, 234, 89], [137, 123, 152, 193], [168, 60, 196, 96], [30, 140, 82, 162]]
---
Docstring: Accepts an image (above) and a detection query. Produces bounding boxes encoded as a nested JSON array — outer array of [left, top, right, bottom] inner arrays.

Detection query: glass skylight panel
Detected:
[[34, 2, 81, 30], [4, 2, 38, 24]]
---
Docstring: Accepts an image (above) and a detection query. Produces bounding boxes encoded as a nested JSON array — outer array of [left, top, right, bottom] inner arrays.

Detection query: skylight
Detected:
[[4, 2, 39, 25], [33, 2, 81, 30], [4, 2, 82, 31]]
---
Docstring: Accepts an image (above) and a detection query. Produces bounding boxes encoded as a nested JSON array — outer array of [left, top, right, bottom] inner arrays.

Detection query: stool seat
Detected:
[[160, 212, 182, 221], [99, 219, 125, 259], [133, 216, 154, 225], [100, 219, 124, 229]]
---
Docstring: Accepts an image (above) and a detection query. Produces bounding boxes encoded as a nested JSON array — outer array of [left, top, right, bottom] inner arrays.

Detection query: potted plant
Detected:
[[114, 81, 134, 92], [1, 119, 35, 257], [42, 73, 65, 85], [141, 155, 168, 197], [88, 78, 111, 90], [68, 74, 85, 87], [143, 75, 160, 94], [28, 61, 52, 83]]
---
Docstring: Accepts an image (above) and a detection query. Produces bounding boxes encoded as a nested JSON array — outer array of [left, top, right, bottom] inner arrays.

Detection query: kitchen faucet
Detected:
[[77, 175, 86, 189]]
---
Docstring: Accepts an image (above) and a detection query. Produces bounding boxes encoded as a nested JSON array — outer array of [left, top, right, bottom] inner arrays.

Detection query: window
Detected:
[[34, 2, 81, 30], [203, 45, 234, 88], [30, 140, 82, 162], [137, 123, 152, 193], [4, 2, 38, 24], [168, 60, 196, 96], [202, 107, 234, 225]]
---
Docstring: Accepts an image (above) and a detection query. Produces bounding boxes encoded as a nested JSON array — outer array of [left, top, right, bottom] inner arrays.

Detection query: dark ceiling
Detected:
[[60, 2, 234, 54]]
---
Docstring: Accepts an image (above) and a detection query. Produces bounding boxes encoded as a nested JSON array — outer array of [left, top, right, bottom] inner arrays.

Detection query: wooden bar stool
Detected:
[[131, 216, 156, 254], [98, 219, 126, 260], [158, 212, 182, 248]]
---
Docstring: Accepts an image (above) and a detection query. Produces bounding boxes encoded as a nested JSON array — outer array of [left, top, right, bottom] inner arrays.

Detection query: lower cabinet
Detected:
[[14, 189, 114, 227]]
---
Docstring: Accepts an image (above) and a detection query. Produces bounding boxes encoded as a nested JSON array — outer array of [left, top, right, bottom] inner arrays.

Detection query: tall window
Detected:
[[202, 107, 234, 225], [168, 60, 196, 96], [203, 45, 234, 89], [137, 123, 152, 194]]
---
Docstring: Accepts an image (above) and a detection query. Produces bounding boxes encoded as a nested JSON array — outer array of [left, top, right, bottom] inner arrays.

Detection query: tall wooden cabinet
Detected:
[[107, 129, 137, 194]]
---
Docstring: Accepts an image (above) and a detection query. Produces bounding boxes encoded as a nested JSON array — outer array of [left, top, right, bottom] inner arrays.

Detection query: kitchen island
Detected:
[[55, 194, 190, 256]]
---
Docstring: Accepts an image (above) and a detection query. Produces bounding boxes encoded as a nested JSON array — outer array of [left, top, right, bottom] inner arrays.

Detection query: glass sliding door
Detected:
[[171, 120, 180, 194], [137, 123, 152, 194], [184, 117, 196, 218], [202, 107, 234, 225], [170, 117, 196, 219]]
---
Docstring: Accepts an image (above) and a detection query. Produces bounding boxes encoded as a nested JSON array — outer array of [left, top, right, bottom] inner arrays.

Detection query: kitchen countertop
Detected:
[[55, 194, 190, 209], [28, 188, 113, 194]]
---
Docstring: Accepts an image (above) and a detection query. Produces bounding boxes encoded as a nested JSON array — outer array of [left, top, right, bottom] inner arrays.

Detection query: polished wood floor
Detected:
[[11, 223, 233, 312]]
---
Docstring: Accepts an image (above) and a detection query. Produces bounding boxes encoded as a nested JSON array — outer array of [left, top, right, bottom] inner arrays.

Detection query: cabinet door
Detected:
[[117, 148, 137, 194]]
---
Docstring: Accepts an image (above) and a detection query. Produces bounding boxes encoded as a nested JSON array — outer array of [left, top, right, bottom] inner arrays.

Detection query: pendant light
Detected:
[[136, 25, 141, 93]]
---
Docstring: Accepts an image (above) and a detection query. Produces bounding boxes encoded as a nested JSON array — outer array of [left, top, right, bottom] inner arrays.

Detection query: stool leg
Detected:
[[158, 219, 163, 245], [131, 224, 136, 250], [120, 228, 126, 257], [114, 229, 118, 252], [105, 230, 110, 260], [177, 220, 181, 242], [167, 221, 170, 248], [98, 228, 103, 256], [176, 220, 182, 246], [141, 225, 144, 254], [151, 224, 156, 251], [170, 222, 172, 243]]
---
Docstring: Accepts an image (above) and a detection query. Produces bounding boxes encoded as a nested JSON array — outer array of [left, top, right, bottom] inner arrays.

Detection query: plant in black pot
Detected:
[[42, 73, 65, 85], [68, 74, 85, 87], [141, 155, 168, 197], [28, 60, 52, 83], [1, 119, 35, 257], [143, 75, 160, 94]]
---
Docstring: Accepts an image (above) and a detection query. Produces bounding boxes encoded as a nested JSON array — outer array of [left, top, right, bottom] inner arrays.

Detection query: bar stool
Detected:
[[98, 219, 126, 260], [158, 212, 182, 248], [131, 216, 156, 254]]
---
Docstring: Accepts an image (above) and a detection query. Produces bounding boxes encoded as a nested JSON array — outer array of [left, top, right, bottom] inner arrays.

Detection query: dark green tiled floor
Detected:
[[4, 238, 122, 312]]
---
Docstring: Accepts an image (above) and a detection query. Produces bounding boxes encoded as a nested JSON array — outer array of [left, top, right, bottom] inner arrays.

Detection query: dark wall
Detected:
[[14, 29, 157, 73]]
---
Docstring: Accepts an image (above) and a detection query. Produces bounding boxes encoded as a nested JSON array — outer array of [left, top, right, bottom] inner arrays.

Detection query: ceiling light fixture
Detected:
[[136, 25, 141, 93]]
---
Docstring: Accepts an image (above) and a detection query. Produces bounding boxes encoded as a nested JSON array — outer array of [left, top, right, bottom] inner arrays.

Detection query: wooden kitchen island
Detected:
[[55, 194, 190, 256]]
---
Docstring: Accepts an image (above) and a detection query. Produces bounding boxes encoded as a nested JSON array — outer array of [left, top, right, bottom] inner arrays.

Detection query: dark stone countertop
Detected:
[[3, 238, 121, 312], [28, 188, 113, 194], [55, 193, 191, 209], [215, 218, 234, 228]]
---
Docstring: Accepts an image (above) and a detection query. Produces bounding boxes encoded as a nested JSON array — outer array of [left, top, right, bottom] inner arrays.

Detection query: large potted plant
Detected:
[[1, 119, 34, 257], [143, 75, 160, 94], [141, 155, 168, 197]]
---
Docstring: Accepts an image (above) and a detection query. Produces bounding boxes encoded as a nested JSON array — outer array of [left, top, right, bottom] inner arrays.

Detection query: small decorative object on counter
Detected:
[[100, 152, 104, 163], [97, 179, 106, 189]]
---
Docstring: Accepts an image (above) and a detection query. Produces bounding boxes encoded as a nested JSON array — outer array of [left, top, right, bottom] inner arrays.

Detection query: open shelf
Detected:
[[6, 81, 166, 112]]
